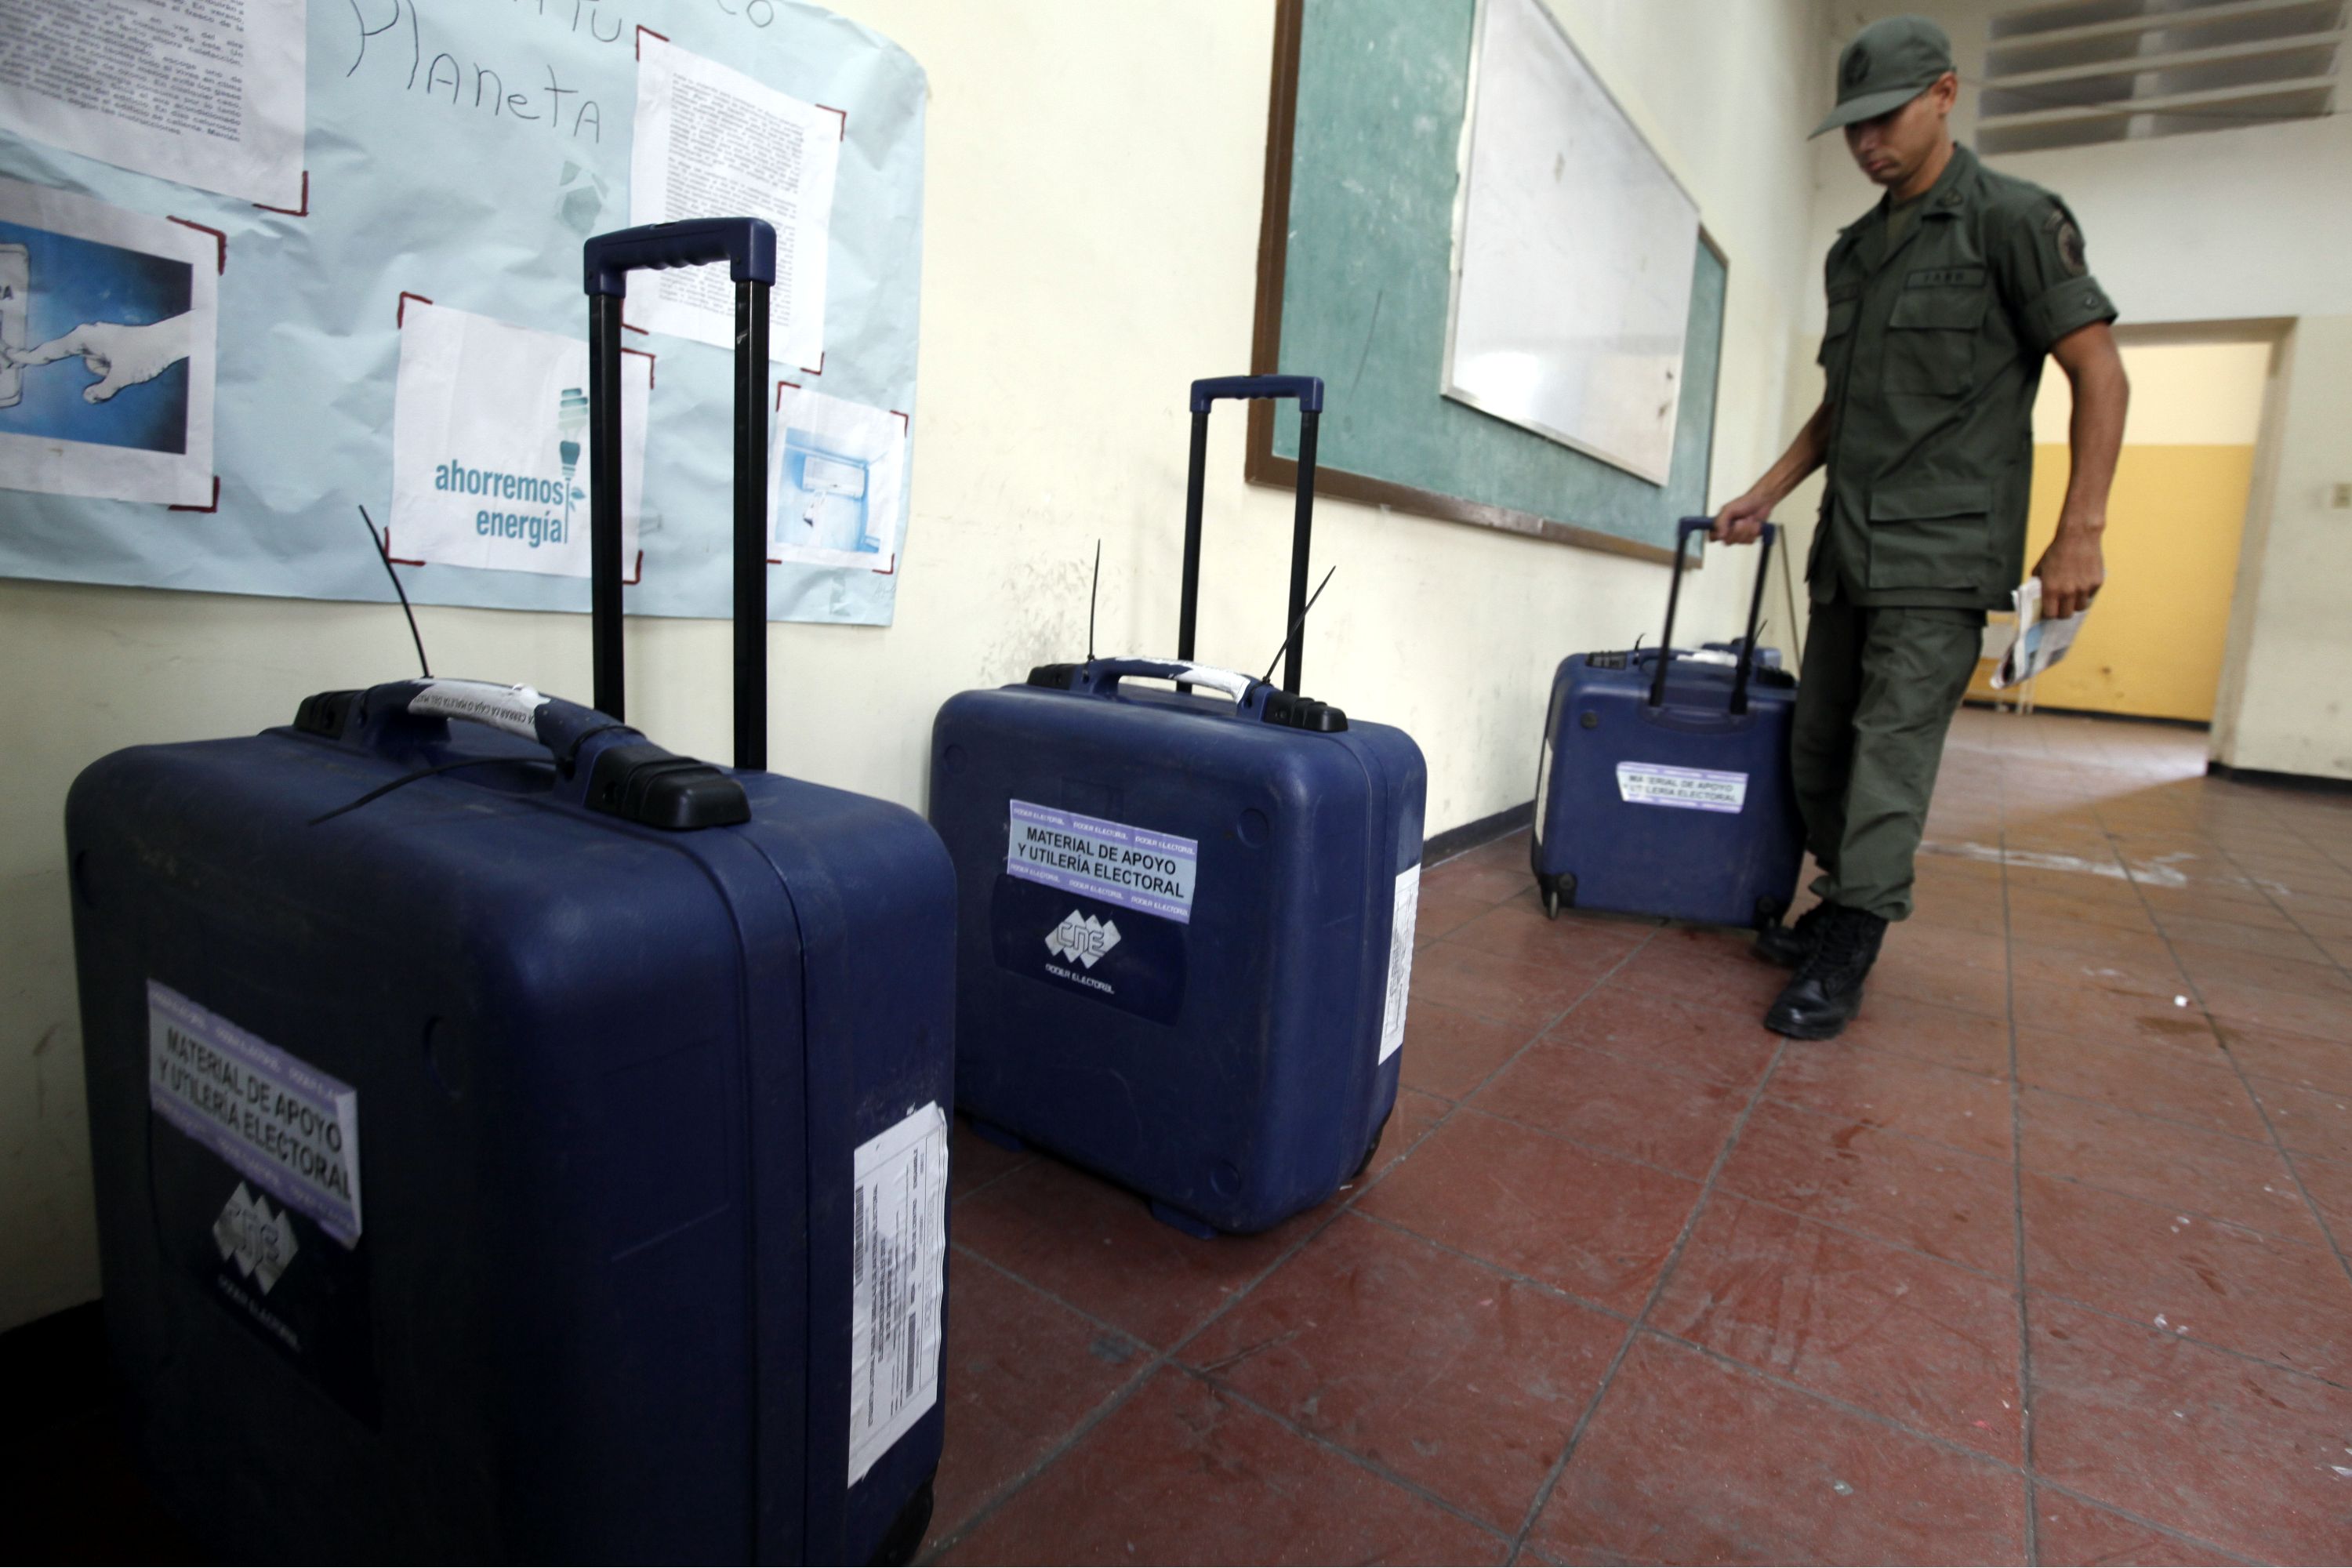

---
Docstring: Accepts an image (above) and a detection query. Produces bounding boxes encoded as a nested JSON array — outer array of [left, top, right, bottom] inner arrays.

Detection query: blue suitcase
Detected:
[[64, 221, 954, 1564], [1530, 517, 1804, 930], [930, 376, 1426, 1237]]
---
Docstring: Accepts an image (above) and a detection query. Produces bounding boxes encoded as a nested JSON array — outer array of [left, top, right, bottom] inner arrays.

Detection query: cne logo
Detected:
[[1046, 911, 1121, 969], [213, 1182, 298, 1294]]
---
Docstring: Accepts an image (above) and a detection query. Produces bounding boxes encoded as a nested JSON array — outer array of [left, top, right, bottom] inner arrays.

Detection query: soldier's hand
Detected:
[[2034, 525, 2106, 620], [1711, 492, 1773, 545]]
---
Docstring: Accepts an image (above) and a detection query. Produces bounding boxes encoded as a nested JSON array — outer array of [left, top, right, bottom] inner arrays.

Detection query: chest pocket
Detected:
[[1883, 275, 1987, 398]]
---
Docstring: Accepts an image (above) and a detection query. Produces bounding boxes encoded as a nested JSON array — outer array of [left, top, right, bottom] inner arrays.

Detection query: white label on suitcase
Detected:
[[848, 1101, 948, 1484], [1378, 865, 1421, 1063], [1536, 737, 1555, 842], [146, 982, 363, 1247], [1006, 800, 1198, 924], [409, 679, 548, 741], [1616, 763, 1748, 813]]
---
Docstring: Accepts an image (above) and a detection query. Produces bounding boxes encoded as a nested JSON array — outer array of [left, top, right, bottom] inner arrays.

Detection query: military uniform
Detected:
[[1797, 143, 2116, 920]]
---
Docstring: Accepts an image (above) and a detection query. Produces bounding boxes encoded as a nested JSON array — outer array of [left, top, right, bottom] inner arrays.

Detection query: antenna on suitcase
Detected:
[[358, 505, 430, 677], [1088, 539, 1101, 662], [1261, 565, 1336, 684]]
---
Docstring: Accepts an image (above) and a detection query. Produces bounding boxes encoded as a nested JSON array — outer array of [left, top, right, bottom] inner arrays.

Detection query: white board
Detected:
[[1443, 0, 1700, 485]]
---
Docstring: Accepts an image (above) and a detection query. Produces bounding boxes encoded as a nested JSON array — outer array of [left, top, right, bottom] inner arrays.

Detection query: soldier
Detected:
[[1713, 15, 2128, 1040]]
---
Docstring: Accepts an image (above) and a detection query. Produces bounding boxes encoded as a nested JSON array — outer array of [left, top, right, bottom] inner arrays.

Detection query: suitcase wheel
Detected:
[[1537, 873, 1574, 920], [1753, 895, 1786, 931], [1150, 1199, 1221, 1240]]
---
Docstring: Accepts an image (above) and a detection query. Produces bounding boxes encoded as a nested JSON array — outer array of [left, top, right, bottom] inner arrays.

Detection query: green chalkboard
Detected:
[[1250, 0, 1725, 562]]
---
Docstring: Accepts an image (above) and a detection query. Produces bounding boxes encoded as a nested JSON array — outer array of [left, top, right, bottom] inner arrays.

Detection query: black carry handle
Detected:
[[1179, 375, 1324, 695], [583, 218, 776, 770], [1652, 517, 1780, 716]]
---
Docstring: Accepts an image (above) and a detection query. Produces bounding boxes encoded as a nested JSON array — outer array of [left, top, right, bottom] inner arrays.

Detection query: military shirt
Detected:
[[1812, 144, 2117, 608]]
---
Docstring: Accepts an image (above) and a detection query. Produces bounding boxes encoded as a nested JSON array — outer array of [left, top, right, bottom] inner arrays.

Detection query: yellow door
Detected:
[[1969, 339, 2267, 723]]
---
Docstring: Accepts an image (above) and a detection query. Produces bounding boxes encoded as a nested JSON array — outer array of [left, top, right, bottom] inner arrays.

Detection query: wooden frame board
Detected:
[[1244, 0, 1726, 568]]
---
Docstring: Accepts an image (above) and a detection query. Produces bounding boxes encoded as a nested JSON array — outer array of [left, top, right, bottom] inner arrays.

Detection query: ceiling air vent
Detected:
[[1979, 0, 2343, 154]]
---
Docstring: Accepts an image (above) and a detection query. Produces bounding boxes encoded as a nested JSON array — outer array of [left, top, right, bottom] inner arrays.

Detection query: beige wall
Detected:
[[0, 1, 1829, 1330], [2216, 315, 2352, 778], [1993, 341, 2271, 723], [1806, 1, 2352, 778]]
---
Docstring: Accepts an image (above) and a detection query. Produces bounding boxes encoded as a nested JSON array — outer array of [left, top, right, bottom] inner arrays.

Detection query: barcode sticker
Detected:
[[408, 679, 547, 740], [1378, 864, 1420, 1063], [847, 1102, 948, 1484]]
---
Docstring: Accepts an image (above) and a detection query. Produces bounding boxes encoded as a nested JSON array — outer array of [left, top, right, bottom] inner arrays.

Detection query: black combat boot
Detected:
[[1752, 900, 1836, 969], [1764, 905, 1888, 1040]]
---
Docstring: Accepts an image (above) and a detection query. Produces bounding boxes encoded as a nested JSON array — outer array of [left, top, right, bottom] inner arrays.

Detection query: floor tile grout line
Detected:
[[1634, 1323, 2027, 1475], [1755, 1087, 2018, 1165], [2091, 807, 2352, 1295], [1341, 1208, 1641, 1328], [942, 801, 2344, 1562], [2014, 1077, 2308, 1153], [2024, 1283, 2352, 1392], [930, 889, 1654, 1559], [1365, 1153, 2035, 1294], [1455, 1008, 1789, 1096], [913, 1355, 1155, 1565], [2000, 752, 2043, 1566], [1746, 1085, 2009, 1165], [1410, 927, 1668, 1131], [2020, 1167, 2335, 1254], [1336, 1187, 2325, 1470], [923, 1084, 1468, 1563], [1438, 1089, 2196, 1277], [947, 1151, 1039, 1210], [945, 1240, 1149, 1351], [2189, 808, 2352, 990], [1167, 1367, 1518, 1550], [2198, 824, 2352, 985], [2025, 1479, 2264, 1567], [1501, 1030, 1794, 1562]]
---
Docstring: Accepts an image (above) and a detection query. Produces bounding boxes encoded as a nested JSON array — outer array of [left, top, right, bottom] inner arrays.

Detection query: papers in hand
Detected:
[[1991, 578, 2086, 690]]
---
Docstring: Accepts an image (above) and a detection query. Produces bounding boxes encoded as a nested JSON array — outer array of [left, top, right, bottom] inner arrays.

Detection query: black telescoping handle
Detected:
[[1178, 375, 1324, 695], [583, 218, 776, 771], [1651, 516, 1780, 715]]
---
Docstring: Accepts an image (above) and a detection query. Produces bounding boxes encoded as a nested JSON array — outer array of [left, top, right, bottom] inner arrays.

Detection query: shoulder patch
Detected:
[[2056, 219, 2087, 277], [2037, 201, 2089, 275]]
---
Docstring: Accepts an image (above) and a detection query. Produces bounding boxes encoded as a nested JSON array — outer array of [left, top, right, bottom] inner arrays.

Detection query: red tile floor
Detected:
[[925, 710, 2352, 1566]]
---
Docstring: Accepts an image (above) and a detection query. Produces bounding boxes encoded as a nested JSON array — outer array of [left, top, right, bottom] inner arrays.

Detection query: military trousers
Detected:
[[1791, 600, 1984, 921]]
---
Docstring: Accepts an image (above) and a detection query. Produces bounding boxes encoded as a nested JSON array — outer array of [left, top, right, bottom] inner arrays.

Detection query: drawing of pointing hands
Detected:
[[6, 313, 191, 402]]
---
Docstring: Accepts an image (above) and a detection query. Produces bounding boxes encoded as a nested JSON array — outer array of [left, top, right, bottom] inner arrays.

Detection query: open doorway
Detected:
[[1970, 326, 2279, 724]]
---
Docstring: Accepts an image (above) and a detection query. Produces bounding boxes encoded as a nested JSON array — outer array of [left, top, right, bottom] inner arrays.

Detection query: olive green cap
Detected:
[[1813, 16, 1955, 137]]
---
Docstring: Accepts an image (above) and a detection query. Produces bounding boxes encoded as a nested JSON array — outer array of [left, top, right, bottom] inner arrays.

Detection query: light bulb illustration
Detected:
[[556, 387, 588, 499]]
